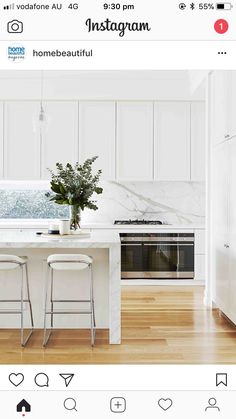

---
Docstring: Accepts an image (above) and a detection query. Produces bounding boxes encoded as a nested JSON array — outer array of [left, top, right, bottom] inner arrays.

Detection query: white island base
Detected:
[[0, 229, 121, 344]]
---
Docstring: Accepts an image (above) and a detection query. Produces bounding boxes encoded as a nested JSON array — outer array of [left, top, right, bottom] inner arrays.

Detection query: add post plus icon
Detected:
[[59, 373, 74, 387]]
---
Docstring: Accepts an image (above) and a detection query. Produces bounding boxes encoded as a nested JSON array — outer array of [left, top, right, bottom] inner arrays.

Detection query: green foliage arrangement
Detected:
[[46, 157, 103, 229]]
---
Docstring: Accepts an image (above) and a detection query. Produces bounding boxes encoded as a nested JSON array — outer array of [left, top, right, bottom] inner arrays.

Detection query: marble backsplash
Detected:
[[83, 181, 205, 225], [0, 181, 205, 225]]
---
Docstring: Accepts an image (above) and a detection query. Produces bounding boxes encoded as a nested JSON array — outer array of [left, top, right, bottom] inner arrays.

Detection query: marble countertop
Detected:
[[0, 229, 120, 248]]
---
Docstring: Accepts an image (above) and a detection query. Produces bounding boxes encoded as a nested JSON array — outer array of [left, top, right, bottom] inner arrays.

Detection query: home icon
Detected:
[[16, 399, 31, 412]]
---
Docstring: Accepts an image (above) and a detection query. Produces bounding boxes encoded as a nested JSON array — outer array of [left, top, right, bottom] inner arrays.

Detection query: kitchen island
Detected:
[[0, 229, 121, 344]]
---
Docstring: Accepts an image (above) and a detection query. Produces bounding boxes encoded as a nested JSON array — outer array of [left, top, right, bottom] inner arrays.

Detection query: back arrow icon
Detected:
[[59, 374, 75, 387]]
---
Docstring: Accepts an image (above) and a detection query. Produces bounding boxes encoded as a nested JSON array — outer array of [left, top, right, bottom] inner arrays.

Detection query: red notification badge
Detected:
[[214, 19, 229, 34]]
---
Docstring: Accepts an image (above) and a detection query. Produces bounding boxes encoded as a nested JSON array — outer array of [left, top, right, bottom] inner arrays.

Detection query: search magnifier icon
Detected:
[[64, 398, 78, 412]]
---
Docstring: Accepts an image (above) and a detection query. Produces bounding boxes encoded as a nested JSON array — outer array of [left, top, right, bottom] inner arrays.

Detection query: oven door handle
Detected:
[[121, 243, 142, 246], [143, 243, 194, 246]]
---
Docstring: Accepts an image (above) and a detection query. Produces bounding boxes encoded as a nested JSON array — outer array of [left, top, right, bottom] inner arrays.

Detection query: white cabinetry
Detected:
[[211, 71, 236, 146], [229, 72, 236, 139], [210, 71, 236, 324], [0, 100, 205, 182], [116, 102, 153, 181], [228, 139, 236, 323], [154, 102, 191, 181], [4, 102, 40, 180], [191, 103, 206, 181], [79, 102, 115, 180], [42, 102, 78, 179], [0, 103, 3, 179], [212, 142, 229, 314]]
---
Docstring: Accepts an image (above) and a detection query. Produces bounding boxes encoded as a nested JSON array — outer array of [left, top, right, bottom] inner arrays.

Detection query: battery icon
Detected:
[[216, 3, 233, 9]]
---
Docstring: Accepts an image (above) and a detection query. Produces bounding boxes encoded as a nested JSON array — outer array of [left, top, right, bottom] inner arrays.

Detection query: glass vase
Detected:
[[69, 205, 81, 231]]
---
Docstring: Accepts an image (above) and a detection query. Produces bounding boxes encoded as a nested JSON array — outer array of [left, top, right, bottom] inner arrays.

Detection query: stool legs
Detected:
[[20, 264, 34, 347], [90, 265, 96, 346], [43, 265, 53, 347], [43, 262, 96, 347]]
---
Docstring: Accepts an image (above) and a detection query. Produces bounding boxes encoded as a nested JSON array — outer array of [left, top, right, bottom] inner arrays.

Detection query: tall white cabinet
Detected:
[[4, 102, 40, 180], [211, 71, 236, 145], [116, 102, 154, 181], [79, 102, 115, 180], [211, 70, 236, 324]]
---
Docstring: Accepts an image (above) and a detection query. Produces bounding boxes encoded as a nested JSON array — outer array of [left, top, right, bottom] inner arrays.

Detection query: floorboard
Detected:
[[0, 286, 236, 364]]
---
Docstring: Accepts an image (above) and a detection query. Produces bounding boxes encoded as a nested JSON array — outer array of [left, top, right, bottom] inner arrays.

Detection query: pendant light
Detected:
[[33, 70, 48, 133]]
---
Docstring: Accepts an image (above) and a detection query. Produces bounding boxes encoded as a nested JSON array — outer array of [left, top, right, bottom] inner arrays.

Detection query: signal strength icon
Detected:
[[3, 3, 14, 10]]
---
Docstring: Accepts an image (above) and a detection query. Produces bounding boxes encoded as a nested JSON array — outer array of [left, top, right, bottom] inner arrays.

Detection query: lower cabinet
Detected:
[[194, 229, 206, 281], [194, 255, 205, 281]]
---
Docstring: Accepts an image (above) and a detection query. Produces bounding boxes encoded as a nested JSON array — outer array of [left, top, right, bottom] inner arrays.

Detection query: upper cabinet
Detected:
[[79, 102, 115, 180], [211, 71, 236, 146], [0, 99, 205, 182], [154, 102, 191, 181], [0, 103, 3, 179], [116, 102, 154, 181], [41, 102, 78, 179], [4, 102, 41, 180], [229, 72, 236, 140], [191, 102, 206, 181]]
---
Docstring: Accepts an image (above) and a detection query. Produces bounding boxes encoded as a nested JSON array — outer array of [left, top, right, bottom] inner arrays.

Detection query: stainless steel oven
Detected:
[[120, 233, 194, 279]]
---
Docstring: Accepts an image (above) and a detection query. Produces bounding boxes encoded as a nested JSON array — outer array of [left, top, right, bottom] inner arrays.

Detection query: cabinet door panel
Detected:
[[229, 138, 236, 320], [194, 255, 205, 281], [191, 103, 206, 181], [117, 102, 153, 181], [0, 103, 3, 179], [42, 102, 78, 179], [212, 142, 229, 313], [211, 71, 231, 146], [79, 102, 115, 180], [230, 71, 236, 139], [154, 102, 190, 181], [4, 102, 40, 180], [194, 229, 206, 254]]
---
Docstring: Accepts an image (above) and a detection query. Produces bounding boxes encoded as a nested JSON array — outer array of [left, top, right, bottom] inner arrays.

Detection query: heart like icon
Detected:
[[9, 373, 24, 387], [158, 398, 173, 411]]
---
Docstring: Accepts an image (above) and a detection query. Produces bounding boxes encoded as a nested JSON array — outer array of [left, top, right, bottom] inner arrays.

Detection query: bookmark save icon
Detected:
[[59, 374, 75, 387]]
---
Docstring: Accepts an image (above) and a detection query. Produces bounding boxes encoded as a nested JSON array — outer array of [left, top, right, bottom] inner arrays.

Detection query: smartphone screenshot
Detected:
[[0, 0, 235, 417]]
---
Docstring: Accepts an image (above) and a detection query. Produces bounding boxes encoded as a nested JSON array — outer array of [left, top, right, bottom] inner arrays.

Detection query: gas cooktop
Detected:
[[114, 220, 163, 225]]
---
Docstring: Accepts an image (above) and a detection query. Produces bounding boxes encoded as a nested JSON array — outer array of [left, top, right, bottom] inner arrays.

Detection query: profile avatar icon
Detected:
[[205, 398, 220, 412]]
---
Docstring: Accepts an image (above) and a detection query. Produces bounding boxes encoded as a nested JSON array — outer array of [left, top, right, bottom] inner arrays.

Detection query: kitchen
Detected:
[[0, 70, 235, 364]]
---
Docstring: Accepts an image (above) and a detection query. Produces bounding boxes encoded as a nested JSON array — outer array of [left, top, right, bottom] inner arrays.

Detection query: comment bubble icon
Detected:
[[34, 373, 49, 388]]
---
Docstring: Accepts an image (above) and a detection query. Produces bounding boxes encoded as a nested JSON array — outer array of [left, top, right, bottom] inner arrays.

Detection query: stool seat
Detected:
[[0, 255, 26, 270], [47, 254, 93, 271]]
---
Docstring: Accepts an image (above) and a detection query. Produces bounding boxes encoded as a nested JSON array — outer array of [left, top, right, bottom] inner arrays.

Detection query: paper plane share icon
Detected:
[[59, 373, 75, 387]]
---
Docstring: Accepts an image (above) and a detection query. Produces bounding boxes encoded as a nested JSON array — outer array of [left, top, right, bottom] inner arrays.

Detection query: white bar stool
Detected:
[[43, 254, 96, 347], [0, 255, 34, 346]]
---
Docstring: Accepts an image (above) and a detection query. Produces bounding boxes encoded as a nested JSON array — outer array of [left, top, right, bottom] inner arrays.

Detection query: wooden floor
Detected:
[[1, 286, 236, 364]]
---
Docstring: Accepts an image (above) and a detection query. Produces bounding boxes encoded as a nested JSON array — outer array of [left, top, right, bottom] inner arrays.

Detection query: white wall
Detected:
[[0, 70, 205, 101]]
